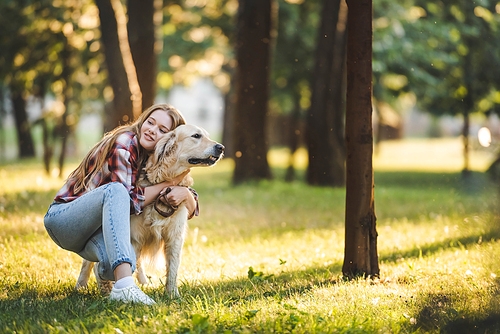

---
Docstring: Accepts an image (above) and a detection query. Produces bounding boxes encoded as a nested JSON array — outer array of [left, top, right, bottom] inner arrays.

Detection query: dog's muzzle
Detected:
[[188, 144, 225, 166]]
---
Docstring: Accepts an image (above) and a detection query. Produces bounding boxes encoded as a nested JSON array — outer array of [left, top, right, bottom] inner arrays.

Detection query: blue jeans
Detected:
[[44, 182, 136, 281]]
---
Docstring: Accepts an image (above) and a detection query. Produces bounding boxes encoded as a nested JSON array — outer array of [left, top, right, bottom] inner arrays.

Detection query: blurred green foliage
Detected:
[[373, 0, 500, 117], [0, 0, 105, 118], [1, 0, 499, 128]]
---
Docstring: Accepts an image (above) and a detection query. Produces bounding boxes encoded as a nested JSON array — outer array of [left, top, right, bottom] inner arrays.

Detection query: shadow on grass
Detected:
[[374, 171, 488, 191], [413, 285, 500, 333], [379, 224, 500, 264], [2, 231, 500, 333], [2, 168, 500, 331], [442, 313, 500, 334], [271, 167, 494, 194]]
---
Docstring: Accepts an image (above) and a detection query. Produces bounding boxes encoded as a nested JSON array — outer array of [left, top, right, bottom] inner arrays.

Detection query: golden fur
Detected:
[[75, 124, 224, 298]]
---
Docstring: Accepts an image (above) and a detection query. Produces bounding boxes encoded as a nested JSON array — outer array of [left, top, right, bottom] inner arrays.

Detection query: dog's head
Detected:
[[145, 124, 224, 183]]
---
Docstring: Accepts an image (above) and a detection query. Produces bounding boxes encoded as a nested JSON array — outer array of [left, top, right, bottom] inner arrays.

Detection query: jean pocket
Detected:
[[45, 227, 63, 248]]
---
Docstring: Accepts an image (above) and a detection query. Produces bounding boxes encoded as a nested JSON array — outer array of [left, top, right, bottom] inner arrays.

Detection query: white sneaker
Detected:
[[109, 285, 157, 305]]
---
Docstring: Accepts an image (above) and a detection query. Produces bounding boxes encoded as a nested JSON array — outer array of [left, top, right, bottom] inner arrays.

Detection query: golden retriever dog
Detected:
[[75, 124, 224, 298]]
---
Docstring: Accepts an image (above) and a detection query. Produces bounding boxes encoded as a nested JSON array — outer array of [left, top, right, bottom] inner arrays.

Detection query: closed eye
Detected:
[[192, 133, 202, 139]]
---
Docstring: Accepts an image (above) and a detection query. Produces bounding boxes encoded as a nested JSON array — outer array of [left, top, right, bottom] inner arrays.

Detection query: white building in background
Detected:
[[2, 78, 225, 135], [0, 78, 225, 161], [158, 78, 225, 140]]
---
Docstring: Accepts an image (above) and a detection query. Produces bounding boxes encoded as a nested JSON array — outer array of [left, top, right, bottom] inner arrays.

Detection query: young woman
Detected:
[[44, 104, 197, 305]]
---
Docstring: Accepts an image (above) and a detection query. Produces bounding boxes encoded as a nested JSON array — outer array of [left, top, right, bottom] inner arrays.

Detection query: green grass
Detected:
[[1, 138, 500, 333]]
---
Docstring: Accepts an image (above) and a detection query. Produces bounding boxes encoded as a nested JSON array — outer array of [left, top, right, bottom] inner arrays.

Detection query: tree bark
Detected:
[[330, 0, 348, 184], [285, 93, 301, 182], [95, 0, 134, 131], [10, 85, 35, 158], [127, 0, 157, 111], [342, 0, 379, 279], [221, 70, 236, 159], [462, 48, 473, 178], [232, 0, 272, 184], [58, 38, 73, 178], [462, 110, 470, 176], [306, 0, 345, 187], [0, 87, 6, 160]]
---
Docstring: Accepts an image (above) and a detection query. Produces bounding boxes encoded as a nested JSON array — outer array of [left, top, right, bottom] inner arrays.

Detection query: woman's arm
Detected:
[[163, 186, 197, 217], [142, 170, 190, 207]]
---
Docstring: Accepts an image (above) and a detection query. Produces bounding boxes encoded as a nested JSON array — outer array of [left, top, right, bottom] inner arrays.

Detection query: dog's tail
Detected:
[[138, 239, 166, 275]]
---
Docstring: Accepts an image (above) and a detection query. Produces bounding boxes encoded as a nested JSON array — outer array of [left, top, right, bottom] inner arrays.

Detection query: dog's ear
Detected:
[[145, 131, 179, 183], [153, 131, 177, 165]]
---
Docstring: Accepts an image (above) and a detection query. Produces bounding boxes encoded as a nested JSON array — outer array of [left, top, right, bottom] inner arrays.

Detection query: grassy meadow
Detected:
[[1, 137, 500, 333]]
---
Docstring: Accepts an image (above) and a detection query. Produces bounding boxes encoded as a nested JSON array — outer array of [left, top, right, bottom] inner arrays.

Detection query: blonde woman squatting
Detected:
[[44, 104, 197, 305]]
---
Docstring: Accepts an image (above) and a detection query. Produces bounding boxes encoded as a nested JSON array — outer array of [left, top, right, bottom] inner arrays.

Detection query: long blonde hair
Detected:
[[69, 104, 186, 194]]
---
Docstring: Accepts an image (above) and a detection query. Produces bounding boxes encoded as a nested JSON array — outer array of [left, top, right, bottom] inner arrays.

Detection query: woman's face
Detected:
[[139, 109, 173, 152]]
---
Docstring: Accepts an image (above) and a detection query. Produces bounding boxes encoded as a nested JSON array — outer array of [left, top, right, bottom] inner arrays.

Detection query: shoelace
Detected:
[[128, 286, 152, 302]]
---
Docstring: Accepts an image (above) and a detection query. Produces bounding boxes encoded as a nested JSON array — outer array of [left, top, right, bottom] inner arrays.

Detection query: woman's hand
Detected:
[[142, 169, 191, 207], [160, 186, 191, 207], [159, 186, 196, 218]]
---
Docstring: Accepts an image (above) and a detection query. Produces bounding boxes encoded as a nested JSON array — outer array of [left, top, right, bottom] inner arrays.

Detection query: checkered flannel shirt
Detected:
[[54, 131, 199, 218]]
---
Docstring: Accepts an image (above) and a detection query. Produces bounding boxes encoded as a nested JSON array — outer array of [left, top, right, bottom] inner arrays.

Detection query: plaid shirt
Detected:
[[54, 131, 199, 217]]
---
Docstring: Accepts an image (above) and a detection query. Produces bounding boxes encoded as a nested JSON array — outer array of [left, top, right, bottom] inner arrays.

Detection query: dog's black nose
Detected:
[[215, 144, 225, 154]]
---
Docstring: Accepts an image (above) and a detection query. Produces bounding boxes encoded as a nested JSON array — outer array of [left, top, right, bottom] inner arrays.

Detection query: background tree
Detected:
[[127, 0, 160, 111], [0, 0, 37, 158], [372, 0, 500, 175], [94, 0, 136, 130], [232, 0, 272, 184], [157, 1, 236, 153], [342, 0, 379, 278], [305, 0, 347, 187], [415, 0, 500, 175], [0, 0, 103, 167], [270, 0, 319, 181]]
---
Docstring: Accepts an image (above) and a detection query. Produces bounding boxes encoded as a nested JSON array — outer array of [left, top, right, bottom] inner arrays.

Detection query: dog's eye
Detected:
[[191, 134, 202, 139]]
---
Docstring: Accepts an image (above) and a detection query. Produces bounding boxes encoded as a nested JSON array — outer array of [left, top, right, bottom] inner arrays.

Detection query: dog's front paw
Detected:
[[74, 281, 87, 290], [167, 287, 181, 299], [92, 262, 114, 296], [99, 280, 114, 296]]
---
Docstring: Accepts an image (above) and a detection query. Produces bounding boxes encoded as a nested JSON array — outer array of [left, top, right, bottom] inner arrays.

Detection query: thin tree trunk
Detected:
[[342, 0, 379, 279], [306, 0, 343, 186], [221, 71, 236, 159], [58, 38, 73, 178], [232, 0, 272, 184], [95, 0, 135, 130], [328, 0, 348, 185], [10, 85, 35, 158], [0, 86, 6, 160], [127, 0, 158, 111], [285, 94, 301, 182], [462, 110, 469, 175], [40, 117, 53, 174], [462, 49, 473, 178]]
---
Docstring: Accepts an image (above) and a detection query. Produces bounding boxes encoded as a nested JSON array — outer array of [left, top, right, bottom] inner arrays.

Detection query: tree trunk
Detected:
[[58, 38, 73, 178], [10, 85, 35, 158], [39, 117, 53, 174], [127, 0, 157, 111], [285, 93, 301, 182], [95, 0, 134, 131], [462, 110, 470, 176], [462, 49, 473, 178], [221, 70, 236, 159], [306, 0, 345, 187], [232, 0, 272, 184], [342, 0, 379, 279], [330, 0, 348, 184], [0, 86, 6, 160]]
